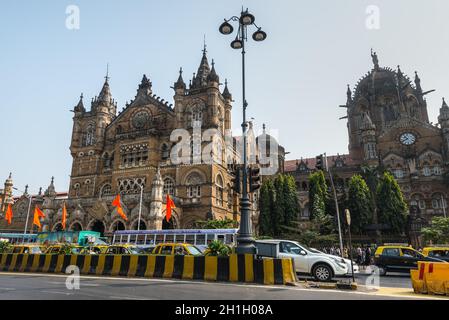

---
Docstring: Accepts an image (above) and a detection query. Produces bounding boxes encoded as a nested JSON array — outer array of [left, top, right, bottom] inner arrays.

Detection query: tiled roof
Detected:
[[284, 154, 357, 173]]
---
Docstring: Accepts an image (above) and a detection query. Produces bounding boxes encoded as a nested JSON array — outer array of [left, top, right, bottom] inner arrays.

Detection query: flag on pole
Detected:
[[112, 194, 128, 221], [166, 194, 176, 222], [5, 204, 13, 225], [33, 206, 45, 229], [62, 202, 67, 230]]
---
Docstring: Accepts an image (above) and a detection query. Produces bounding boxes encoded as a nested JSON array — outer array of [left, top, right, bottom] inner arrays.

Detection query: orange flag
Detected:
[[62, 202, 67, 230], [33, 206, 45, 229], [166, 194, 176, 222], [112, 194, 128, 221], [5, 204, 13, 225]]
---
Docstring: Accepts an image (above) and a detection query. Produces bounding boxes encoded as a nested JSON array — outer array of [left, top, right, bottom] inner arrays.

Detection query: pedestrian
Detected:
[[356, 246, 363, 265], [343, 247, 349, 259], [364, 246, 372, 266]]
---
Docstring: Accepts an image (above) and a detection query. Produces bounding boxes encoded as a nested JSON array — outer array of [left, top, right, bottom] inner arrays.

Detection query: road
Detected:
[[0, 272, 429, 300]]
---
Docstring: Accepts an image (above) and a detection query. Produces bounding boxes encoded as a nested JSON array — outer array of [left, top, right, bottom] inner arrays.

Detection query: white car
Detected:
[[310, 248, 359, 275], [259, 240, 349, 282]]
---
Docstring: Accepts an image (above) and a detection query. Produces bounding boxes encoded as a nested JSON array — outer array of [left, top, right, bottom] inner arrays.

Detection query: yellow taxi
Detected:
[[45, 245, 83, 255], [152, 243, 203, 256], [11, 244, 44, 254], [374, 244, 440, 276], [79, 245, 108, 255], [103, 244, 143, 255], [422, 246, 449, 262]]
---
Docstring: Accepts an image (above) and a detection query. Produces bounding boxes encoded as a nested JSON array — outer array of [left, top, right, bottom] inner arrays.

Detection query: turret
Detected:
[[173, 67, 186, 95], [360, 112, 377, 163], [1, 173, 14, 211], [222, 79, 233, 130], [149, 167, 164, 229]]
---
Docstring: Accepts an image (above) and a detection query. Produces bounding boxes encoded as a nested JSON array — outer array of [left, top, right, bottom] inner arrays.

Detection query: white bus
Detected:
[[111, 229, 238, 249]]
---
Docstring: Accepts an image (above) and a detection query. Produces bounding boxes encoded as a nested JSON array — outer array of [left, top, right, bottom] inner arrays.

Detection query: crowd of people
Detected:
[[319, 245, 377, 266]]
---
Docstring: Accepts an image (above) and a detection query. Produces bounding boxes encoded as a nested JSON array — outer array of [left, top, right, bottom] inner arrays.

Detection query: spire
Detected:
[[98, 80, 112, 103], [74, 93, 85, 113], [5, 173, 13, 186], [24, 185, 29, 196], [174, 67, 186, 91], [192, 45, 211, 89], [414, 71, 422, 92], [136, 74, 152, 97], [207, 59, 219, 83], [443, 97, 448, 109], [45, 176, 56, 197], [222, 79, 232, 101], [439, 98, 449, 123]]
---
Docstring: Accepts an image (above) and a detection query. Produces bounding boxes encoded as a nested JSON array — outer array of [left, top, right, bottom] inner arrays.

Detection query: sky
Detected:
[[1, 0, 449, 196]]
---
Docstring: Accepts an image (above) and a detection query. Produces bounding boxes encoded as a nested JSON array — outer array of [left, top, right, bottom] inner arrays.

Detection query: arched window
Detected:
[[410, 194, 426, 210], [432, 193, 447, 209], [186, 172, 202, 198], [393, 167, 404, 179], [216, 175, 224, 207], [163, 177, 175, 196], [84, 124, 95, 146], [161, 143, 170, 161], [433, 164, 442, 176], [192, 107, 203, 127], [423, 163, 432, 177], [227, 184, 233, 209], [73, 183, 81, 197], [101, 184, 112, 197]]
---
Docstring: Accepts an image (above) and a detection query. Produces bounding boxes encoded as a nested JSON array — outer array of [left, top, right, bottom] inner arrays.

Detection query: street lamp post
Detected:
[[219, 9, 267, 254]]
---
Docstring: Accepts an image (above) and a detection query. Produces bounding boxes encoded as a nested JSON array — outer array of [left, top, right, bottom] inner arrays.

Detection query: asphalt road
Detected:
[[0, 272, 421, 300]]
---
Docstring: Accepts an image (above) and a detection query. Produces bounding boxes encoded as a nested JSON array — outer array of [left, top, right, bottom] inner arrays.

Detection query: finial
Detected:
[[371, 48, 379, 70], [211, 59, 215, 68], [8, 172, 12, 179], [179, 67, 183, 75], [203, 35, 207, 55], [38, 187, 42, 196], [443, 97, 448, 108], [51, 176, 54, 184], [24, 185, 29, 195], [80, 93, 84, 100], [263, 123, 266, 133], [105, 63, 110, 82]]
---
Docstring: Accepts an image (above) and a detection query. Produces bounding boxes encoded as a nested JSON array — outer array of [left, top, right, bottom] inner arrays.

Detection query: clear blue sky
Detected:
[[1, 0, 449, 195]]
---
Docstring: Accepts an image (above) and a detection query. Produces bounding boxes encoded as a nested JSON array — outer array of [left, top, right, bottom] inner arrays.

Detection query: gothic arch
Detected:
[[69, 221, 84, 231], [87, 219, 106, 234], [52, 223, 64, 232], [182, 169, 206, 185], [130, 218, 147, 230], [109, 219, 127, 232]]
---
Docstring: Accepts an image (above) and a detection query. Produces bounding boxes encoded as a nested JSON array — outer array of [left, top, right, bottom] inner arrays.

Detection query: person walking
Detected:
[[364, 246, 372, 266], [356, 246, 363, 265]]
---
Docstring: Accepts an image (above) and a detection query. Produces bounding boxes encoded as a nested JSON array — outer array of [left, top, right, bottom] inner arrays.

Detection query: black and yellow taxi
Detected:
[[79, 245, 108, 255], [44, 245, 83, 255], [103, 244, 143, 255], [422, 246, 449, 262], [152, 243, 203, 256], [11, 244, 44, 254], [374, 244, 444, 275]]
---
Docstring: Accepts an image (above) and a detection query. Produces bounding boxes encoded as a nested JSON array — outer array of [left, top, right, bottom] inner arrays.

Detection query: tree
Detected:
[[308, 171, 328, 220], [421, 217, 449, 244], [346, 174, 373, 233], [258, 174, 300, 237], [195, 218, 238, 229], [259, 179, 277, 236], [361, 165, 383, 226], [376, 171, 408, 234]]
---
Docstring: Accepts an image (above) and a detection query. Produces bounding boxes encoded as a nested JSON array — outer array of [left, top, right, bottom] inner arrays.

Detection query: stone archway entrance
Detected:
[[132, 220, 147, 230], [111, 220, 126, 232], [70, 222, 83, 232], [162, 217, 175, 230], [90, 220, 106, 235]]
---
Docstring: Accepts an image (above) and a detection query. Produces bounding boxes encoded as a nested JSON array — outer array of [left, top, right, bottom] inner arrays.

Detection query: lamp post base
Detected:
[[235, 196, 257, 255]]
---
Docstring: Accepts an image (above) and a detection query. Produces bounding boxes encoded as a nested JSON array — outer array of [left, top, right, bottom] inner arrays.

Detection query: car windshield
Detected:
[[187, 245, 203, 256], [129, 247, 144, 254]]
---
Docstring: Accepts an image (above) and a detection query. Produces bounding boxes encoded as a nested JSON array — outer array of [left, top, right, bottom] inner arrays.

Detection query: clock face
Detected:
[[400, 133, 416, 146], [132, 111, 150, 129]]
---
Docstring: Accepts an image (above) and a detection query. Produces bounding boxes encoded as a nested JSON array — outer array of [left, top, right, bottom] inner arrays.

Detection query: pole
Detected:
[[138, 185, 143, 232], [236, 20, 256, 255], [348, 224, 355, 283], [23, 195, 33, 241], [442, 194, 447, 218], [325, 153, 344, 257]]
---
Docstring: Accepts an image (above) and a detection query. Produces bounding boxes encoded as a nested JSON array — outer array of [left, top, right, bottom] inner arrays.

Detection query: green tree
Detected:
[[308, 170, 328, 220], [347, 174, 373, 233], [282, 175, 300, 226], [421, 217, 449, 244], [259, 179, 277, 236], [376, 171, 408, 234], [195, 218, 238, 229]]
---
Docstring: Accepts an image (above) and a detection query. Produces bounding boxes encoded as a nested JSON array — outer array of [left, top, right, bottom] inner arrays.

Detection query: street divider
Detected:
[[411, 261, 449, 296], [0, 253, 297, 285]]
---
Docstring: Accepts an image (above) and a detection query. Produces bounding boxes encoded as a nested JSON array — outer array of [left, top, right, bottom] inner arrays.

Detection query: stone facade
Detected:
[[0, 48, 267, 235], [285, 52, 449, 245]]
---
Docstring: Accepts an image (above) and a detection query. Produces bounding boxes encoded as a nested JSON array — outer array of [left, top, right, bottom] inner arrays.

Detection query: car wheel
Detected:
[[313, 264, 333, 282]]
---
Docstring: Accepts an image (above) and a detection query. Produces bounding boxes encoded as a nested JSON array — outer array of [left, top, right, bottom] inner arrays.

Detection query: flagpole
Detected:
[[138, 185, 143, 232], [24, 195, 33, 239]]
